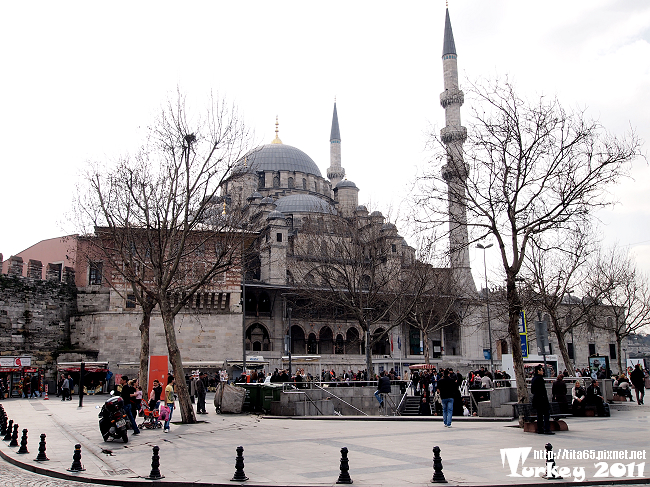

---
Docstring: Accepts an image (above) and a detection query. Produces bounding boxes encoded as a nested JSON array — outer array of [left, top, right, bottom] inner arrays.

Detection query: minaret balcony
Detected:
[[327, 168, 345, 180], [441, 161, 469, 181], [440, 88, 464, 108], [440, 126, 467, 144]]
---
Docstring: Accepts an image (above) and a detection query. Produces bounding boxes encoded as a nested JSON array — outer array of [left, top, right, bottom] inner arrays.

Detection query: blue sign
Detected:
[[520, 334, 528, 358], [519, 311, 527, 334]]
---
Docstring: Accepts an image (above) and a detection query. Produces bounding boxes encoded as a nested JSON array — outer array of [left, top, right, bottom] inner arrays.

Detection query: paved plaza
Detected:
[[0, 394, 648, 486]]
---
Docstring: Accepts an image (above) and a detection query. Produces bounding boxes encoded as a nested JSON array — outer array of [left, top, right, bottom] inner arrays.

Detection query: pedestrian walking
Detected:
[[195, 372, 207, 414], [61, 375, 70, 401], [164, 375, 175, 433], [531, 365, 554, 434], [437, 369, 457, 427]]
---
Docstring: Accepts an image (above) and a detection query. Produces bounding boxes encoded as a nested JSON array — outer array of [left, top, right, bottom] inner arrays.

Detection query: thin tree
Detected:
[[415, 78, 641, 405], [523, 229, 600, 376], [75, 90, 253, 423], [587, 247, 650, 374]]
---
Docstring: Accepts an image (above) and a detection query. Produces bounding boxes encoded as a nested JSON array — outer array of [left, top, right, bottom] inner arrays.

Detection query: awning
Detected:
[[57, 362, 109, 373], [409, 364, 437, 370]]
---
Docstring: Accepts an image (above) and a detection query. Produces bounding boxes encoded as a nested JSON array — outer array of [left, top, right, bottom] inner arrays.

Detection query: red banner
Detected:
[[147, 355, 169, 401]]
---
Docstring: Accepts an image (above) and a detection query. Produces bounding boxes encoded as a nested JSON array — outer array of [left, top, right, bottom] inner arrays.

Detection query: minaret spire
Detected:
[[327, 100, 345, 187], [440, 7, 475, 292], [272, 115, 282, 144]]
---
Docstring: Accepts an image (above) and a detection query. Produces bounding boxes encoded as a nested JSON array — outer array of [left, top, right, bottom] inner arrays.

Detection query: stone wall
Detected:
[[0, 274, 77, 373], [71, 310, 243, 375]]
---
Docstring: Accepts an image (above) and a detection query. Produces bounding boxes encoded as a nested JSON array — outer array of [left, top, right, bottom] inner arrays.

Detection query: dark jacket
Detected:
[[437, 377, 458, 400], [631, 367, 645, 389], [552, 378, 568, 403], [377, 376, 391, 393], [531, 374, 549, 411], [195, 378, 206, 397]]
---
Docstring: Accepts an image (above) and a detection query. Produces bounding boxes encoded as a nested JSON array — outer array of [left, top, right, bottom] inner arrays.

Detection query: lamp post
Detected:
[[566, 289, 575, 370], [287, 306, 293, 378], [477, 243, 494, 373]]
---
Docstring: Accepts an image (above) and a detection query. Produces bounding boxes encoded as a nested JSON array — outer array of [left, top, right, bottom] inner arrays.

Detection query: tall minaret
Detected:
[[440, 8, 475, 292], [327, 101, 345, 188]]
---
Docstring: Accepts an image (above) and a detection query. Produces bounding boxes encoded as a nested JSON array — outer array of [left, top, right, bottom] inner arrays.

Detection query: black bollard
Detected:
[[0, 413, 6, 436], [231, 446, 249, 481], [544, 443, 563, 480], [9, 424, 19, 447], [145, 445, 164, 480], [431, 446, 447, 483], [35, 434, 49, 461], [336, 447, 353, 484], [17, 428, 28, 454], [67, 444, 86, 472], [3, 419, 13, 441]]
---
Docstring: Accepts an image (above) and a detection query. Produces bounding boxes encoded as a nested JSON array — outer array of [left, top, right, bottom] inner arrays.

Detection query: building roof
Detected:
[[442, 8, 457, 57], [238, 144, 322, 178], [275, 194, 337, 215], [330, 102, 341, 142]]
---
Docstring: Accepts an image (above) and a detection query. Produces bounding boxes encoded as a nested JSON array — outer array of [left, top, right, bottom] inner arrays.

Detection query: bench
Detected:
[[513, 402, 569, 433]]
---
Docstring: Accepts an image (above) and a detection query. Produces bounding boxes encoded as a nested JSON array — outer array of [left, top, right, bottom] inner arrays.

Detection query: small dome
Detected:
[[267, 210, 286, 221], [335, 179, 358, 189], [356, 205, 367, 212], [260, 197, 274, 205], [249, 192, 263, 200], [382, 223, 397, 231], [370, 211, 383, 217], [275, 194, 337, 215]]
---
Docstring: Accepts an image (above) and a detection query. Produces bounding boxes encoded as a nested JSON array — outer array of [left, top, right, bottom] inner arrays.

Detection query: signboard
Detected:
[[147, 355, 169, 401], [519, 311, 528, 358], [0, 357, 31, 367]]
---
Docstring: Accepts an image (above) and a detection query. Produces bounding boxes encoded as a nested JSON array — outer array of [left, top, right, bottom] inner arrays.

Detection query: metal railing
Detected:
[[313, 384, 368, 416]]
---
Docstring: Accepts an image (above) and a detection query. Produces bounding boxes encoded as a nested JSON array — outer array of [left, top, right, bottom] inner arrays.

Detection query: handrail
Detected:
[[314, 384, 369, 416], [284, 389, 324, 416], [396, 380, 412, 414]]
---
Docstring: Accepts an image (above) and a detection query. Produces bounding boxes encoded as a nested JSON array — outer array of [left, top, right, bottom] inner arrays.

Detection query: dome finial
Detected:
[[272, 115, 282, 144]]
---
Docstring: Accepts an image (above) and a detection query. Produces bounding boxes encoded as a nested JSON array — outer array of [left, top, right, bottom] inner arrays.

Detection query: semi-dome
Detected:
[[335, 179, 358, 189], [248, 191, 263, 200], [382, 223, 397, 231], [260, 196, 274, 205], [237, 144, 322, 177], [275, 194, 337, 215], [267, 210, 286, 221], [356, 205, 367, 212], [370, 211, 383, 217]]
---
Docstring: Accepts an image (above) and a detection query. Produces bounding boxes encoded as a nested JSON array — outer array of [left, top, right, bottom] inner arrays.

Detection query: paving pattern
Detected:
[[0, 458, 106, 487]]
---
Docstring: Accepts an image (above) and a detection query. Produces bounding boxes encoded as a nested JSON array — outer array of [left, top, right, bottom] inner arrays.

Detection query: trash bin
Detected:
[[261, 384, 282, 412], [238, 383, 263, 412]]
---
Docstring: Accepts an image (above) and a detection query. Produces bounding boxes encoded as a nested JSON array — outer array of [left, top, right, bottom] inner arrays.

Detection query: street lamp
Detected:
[[566, 288, 575, 369], [477, 243, 494, 373]]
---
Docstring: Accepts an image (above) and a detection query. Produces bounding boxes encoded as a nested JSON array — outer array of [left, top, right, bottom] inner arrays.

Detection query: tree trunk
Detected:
[[423, 330, 430, 365], [506, 276, 528, 427], [161, 310, 196, 424], [616, 337, 623, 375], [550, 315, 575, 377], [138, 310, 152, 394]]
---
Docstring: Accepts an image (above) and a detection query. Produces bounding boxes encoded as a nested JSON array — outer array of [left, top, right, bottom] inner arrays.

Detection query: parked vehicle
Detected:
[[98, 396, 129, 443]]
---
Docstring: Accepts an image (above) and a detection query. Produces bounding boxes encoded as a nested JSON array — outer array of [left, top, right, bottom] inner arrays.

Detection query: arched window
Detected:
[[246, 324, 271, 351], [372, 328, 390, 355], [335, 334, 344, 354], [307, 333, 317, 354], [346, 328, 361, 355], [290, 325, 306, 354], [302, 178, 307, 190], [288, 177, 294, 188], [314, 181, 319, 193], [320, 326, 333, 354], [361, 275, 371, 291], [273, 172, 280, 188], [258, 174, 265, 189]]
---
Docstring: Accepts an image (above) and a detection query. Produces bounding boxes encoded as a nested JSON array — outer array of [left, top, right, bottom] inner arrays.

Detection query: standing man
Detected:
[[30, 375, 40, 398], [437, 369, 457, 428], [531, 365, 554, 435], [195, 372, 207, 414], [61, 375, 70, 401], [119, 376, 140, 435], [377, 371, 391, 414], [630, 364, 645, 405], [164, 375, 175, 433], [67, 374, 74, 399]]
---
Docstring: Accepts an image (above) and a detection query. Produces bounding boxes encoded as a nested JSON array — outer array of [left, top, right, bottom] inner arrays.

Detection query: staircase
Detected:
[[402, 396, 426, 416]]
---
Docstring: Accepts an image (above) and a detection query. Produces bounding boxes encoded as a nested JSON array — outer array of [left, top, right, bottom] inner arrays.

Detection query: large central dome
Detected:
[[240, 144, 322, 177]]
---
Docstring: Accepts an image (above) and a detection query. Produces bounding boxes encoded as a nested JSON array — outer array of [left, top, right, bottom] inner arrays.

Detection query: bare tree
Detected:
[[523, 229, 600, 376], [402, 254, 471, 364], [415, 78, 641, 405], [75, 90, 253, 423], [291, 213, 415, 376], [587, 247, 650, 374]]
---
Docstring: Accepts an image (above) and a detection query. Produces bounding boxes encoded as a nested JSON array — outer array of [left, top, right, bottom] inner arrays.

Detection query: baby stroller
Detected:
[[138, 401, 162, 429]]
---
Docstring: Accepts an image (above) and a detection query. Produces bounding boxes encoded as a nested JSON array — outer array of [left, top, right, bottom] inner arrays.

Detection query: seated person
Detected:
[[572, 380, 587, 416], [586, 379, 607, 416]]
